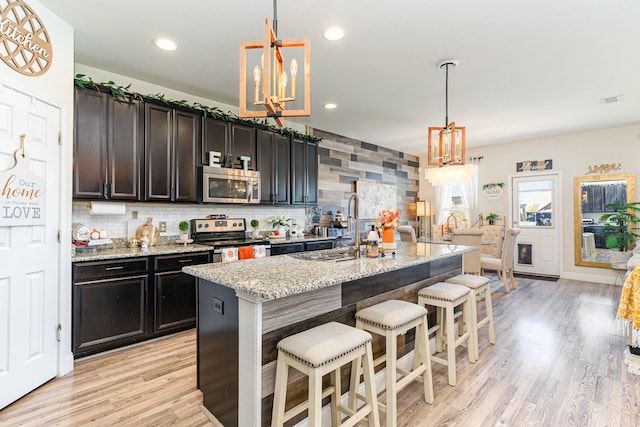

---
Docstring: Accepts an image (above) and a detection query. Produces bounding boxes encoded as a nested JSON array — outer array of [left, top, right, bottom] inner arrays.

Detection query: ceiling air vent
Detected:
[[600, 94, 622, 104]]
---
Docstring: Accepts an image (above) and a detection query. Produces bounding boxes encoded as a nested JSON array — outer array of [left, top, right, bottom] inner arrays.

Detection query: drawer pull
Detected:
[[104, 266, 124, 271], [178, 259, 193, 263]]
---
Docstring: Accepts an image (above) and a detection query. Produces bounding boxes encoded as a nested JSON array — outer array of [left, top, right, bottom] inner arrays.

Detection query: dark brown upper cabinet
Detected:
[[257, 129, 290, 205], [73, 87, 142, 200], [144, 103, 201, 202], [201, 118, 256, 170], [229, 123, 257, 170], [291, 137, 318, 205]]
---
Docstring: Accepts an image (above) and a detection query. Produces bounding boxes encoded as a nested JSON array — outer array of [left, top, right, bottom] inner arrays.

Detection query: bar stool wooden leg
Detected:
[[271, 353, 288, 427], [309, 369, 322, 426], [416, 320, 434, 404], [385, 329, 398, 427], [331, 367, 340, 425], [362, 341, 380, 427], [445, 302, 457, 386], [484, 285, 496, 344], [467, 289, 479, 362], [436, 306, 444, 352]]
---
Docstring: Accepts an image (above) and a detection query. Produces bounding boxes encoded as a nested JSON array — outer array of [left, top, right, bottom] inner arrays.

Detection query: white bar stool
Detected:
[[418, 282, 474, 386], [355, 300, 434, 427], [271, 321, 379, 427], [445, 273, 495, 361]]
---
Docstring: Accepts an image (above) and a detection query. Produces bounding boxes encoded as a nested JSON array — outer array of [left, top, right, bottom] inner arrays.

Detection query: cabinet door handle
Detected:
[[178, 259, 193, 263], [104, 266, 124, 271]]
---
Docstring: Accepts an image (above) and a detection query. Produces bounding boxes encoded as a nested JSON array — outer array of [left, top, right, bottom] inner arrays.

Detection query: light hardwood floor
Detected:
[[1, 276, 639, 426]]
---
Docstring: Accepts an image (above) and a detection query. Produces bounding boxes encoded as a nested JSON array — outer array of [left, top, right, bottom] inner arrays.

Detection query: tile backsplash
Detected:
[[72, 201, 308, 239]]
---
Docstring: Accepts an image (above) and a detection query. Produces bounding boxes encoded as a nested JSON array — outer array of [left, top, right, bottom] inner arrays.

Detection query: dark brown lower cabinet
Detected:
[[153, 252, 210, 333], [154, 271, 196, 332], [304, 240, 334, 251], [270, 242, 305, 255], [72, 258, 149, 358], [73, 252, 210, 358]]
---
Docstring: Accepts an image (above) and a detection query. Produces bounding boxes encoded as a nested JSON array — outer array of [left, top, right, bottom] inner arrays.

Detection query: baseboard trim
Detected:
[[513, 272, 559, 282]]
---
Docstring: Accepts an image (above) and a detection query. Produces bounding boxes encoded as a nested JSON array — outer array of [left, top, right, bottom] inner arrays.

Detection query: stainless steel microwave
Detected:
[[200, 167, 260, 204]]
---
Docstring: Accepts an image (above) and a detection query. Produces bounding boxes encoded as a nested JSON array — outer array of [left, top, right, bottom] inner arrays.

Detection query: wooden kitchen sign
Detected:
[[516, 159, 552, 172], [0, 135, 46, 225], [0, 0, 53, 76]]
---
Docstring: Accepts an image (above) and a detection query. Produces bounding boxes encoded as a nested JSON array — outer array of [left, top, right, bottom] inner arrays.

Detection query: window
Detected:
[[435, 165, 479, 229], [516, 180, 553, 228]]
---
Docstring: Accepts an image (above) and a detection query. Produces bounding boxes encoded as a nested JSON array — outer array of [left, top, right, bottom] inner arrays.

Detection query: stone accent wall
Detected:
[[309, 128, 420, 229]]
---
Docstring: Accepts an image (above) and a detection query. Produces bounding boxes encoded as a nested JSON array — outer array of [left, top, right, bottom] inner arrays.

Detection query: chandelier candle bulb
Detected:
[[290, 58, 297, 95], [253, 65, 261, 102]]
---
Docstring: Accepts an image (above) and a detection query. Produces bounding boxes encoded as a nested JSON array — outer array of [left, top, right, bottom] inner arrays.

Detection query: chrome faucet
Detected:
[[347, 192, 361, 257]]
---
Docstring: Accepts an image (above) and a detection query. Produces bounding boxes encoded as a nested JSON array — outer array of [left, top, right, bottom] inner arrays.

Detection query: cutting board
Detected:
[[135, 217, 160, 246]]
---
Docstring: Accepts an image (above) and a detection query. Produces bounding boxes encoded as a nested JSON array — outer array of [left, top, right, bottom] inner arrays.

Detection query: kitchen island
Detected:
[[183, 242, 472, 427]]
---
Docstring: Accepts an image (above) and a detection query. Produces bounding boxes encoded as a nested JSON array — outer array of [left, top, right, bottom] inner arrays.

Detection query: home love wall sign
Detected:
[[0, 0, 53, 76], [0, 135, 46, 226]]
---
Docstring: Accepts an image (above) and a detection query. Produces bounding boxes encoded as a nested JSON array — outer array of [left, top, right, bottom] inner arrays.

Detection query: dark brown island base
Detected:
[[183, 242, 473, 427]]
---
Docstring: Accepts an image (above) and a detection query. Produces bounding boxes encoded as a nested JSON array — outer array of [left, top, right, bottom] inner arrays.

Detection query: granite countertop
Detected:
[[182, 242, 473, 301], [72, 235, 337, 262], [72, 242, 213, 262]]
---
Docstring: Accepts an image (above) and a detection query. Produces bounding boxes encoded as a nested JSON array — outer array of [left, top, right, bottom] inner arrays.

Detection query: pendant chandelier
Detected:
[[425, 59, 474, 185], [239, 0, 310, 127]]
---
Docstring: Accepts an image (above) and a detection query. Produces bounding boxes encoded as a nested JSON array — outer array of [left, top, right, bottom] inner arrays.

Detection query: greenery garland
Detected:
[[74, 74, 322, 143], [482, 182, 505, 190]]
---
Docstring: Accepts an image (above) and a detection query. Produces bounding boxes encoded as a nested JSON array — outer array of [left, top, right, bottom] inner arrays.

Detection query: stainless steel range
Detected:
[[190, 218, 270, 262]]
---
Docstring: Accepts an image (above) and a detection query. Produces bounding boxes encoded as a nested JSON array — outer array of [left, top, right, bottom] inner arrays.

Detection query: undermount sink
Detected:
[[290, 249, 357, 262]]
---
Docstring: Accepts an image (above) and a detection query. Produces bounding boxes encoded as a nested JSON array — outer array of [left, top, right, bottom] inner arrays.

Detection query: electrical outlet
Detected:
[[213, 298, 224, 314], [159, 221, 167, 232]]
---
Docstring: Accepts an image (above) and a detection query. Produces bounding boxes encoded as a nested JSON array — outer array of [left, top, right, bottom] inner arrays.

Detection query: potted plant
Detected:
[[267, 216, 291, 238], [599, 201, 640, 266], [178, 221, 190, 241], [485, 213, 499, 225], [249, 219, 260, 238]]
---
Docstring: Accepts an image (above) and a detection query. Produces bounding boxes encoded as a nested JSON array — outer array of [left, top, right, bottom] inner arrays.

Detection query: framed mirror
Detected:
[[574, 173, 635, 267]]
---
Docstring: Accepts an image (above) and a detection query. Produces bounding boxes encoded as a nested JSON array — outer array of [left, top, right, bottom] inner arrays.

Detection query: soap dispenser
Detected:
[[366, 225, 379, 258]]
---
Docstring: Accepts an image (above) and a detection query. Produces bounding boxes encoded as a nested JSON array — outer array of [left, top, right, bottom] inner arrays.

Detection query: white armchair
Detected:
[[451, 228, 484, 274], [397, 226, 417, 242], [481, 228, 521, 293]]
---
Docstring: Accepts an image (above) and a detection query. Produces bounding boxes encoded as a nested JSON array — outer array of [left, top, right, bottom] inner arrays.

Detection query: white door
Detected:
[[0, 84, 61, 409], [509, 172, 562, 277]]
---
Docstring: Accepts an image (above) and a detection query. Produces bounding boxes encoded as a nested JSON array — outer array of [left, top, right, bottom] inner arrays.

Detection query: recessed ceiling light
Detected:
[[323, 27, 344, 41], [154, 38, 177, 51], [324, 103, 337, 110]]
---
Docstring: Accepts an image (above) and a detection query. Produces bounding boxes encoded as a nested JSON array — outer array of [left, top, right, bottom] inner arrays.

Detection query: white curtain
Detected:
[[460, 164, 479, 226], [435, 184, 453, 226], [434, 164, 479, 226]]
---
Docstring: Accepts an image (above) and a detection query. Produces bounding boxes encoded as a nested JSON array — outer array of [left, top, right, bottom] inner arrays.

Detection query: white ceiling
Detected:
[[44, 0, 640, 156]]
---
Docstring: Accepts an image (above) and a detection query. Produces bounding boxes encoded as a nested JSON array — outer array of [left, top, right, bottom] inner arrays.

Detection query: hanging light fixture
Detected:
[[425, 59, 474, 185], [239, 0, 310, 127]]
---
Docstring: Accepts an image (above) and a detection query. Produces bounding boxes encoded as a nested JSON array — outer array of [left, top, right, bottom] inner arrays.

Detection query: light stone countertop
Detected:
[[183, 242, 473, 301], [71, 235, 336, 262], [72, 243, 213, 262]]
